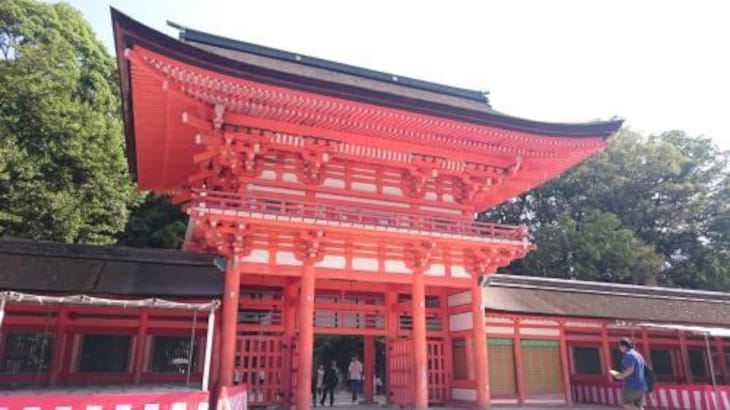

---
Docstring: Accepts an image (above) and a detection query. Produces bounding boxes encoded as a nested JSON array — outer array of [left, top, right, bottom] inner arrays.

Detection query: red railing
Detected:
[[192, 190, 527, 242], [572, 380, 730, 410]]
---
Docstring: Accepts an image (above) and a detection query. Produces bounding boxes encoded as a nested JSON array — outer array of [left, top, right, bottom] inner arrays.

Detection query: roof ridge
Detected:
[[0, 238, 216, 266], [168, 21, 491, 105], [486, 274, 730, 302]]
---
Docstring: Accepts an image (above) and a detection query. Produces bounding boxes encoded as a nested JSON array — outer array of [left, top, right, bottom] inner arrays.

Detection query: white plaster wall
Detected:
[[565, 321, 601, 328], [322, 178, 345, 189], [449, 312, 473, 332], [485, 325, 515, 335], [521, 318, 558, 326], [451, 388, 476, 401], [352, 257, 378, 272], [519, 327, 561, 337], [282, 172, 298, 183], [316, 255, 346, 269], [382, 186, 403, 196], [240, 249, 269, 264], [448, 291, 471, 307], [352, 182, 377, 193], [275, 251, 302, 266], [425, 263, 445, 276], [384, 260, 409, 274], [260, 170, 276, 180], [450, 265, 469, 278]]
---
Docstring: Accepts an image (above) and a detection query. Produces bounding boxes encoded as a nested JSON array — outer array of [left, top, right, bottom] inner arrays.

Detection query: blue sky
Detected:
[[65, 0, 730, 148]]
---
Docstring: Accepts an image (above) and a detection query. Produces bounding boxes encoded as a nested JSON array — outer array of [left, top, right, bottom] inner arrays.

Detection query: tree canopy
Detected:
[[0, 0, 134, 243], [486, 129, 730, 291], [1, 1, 728, 292]]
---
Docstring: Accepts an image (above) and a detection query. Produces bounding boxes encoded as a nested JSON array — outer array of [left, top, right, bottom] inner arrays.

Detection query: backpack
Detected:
[[644, 365, 656, 393]]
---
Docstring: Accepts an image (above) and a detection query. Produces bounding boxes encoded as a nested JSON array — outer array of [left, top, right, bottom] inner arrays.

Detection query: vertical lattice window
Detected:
[[0, 332, 54, 374], [521, 339, 563, 395], [151, 336, 197, 373], [688, 348, 706, 377], [650, 349, 674, 376], [452, 339, 468, 380], [488, 338, 516, 395], [79, 335, 131, 373], [612, 348, 623, 371], [573, 346, 602, 375]]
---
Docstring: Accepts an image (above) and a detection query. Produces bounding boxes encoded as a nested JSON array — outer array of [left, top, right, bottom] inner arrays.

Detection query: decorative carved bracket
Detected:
[[401, 157, 442, 199], [191, 218, 255, 258], [464, 246, 529, 277], [298, 139, 336, 186], [294, 230, 326, 265], [403, 241, 435, 272]]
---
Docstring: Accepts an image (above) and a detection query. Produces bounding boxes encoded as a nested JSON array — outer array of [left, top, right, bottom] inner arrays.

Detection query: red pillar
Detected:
[[715, 338, 727, 384], [219, 257, 241, 387], [412, 268, 429, 410], [133, 310, 149, 384], [513, 321, 526, 405], [282, 281, 298, 406], [601, 324, 613, 382], [363, 335, 375, 403], [440, 291, 453, 403], [296, 263, 316, 410], [559, 324, 573, 406], [641, 328, 652, 368], [385, 290, 398, 405], [48, 306, 68, 387], [679, 331, 693, 383], [471, 282, 490, 409]]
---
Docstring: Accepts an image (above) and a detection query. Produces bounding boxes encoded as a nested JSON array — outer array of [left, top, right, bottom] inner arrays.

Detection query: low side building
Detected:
[[2, 240, 729, 409]]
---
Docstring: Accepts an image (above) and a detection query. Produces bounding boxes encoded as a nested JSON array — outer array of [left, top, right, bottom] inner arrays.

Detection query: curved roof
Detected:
[[111, 8, 622, 141], [484, 275, 730, 326]]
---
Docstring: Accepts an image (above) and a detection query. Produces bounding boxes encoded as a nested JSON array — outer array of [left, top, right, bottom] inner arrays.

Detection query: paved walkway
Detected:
[[309, 392, 611, 409]]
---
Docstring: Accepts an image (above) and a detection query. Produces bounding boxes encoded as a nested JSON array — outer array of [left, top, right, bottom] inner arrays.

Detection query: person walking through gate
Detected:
[[348, 355, 364, 403], [316, 364, 325, 400], [320, 360, 338, 407], [612, 338, 648, 410]]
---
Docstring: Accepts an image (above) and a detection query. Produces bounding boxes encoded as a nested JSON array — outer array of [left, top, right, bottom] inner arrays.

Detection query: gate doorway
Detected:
[[312, 335, 386, 406]]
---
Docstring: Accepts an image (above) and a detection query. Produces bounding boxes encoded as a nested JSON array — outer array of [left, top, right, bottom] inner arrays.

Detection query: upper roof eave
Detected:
[[111, 8, 623, 154]]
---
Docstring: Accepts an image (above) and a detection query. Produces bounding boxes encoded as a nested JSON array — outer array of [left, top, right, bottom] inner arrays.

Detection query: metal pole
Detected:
[[704, 333, 720, 408], [0, 298, 6, 332], [202, 308, 216, 391], [186, 310, 199, 386]]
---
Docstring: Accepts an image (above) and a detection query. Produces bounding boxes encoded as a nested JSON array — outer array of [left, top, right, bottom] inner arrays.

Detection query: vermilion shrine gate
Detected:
[[111, 9, 622, 410]]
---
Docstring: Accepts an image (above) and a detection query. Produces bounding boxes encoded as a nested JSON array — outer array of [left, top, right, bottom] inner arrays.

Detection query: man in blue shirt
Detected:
[[614, 338, 648, 409]]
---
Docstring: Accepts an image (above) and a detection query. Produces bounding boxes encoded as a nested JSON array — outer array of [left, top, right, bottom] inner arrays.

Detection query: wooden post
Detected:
[[601, 324, 613, 382], [441, 290, 453, 403], [363, 335, 375, 403], [679, 331, 693, 383], [559, 324, 573, 406], [132, 309, 149, 384], [48, 306, 68, 387], [219, 257, 241, 387], [295, 262, 316, 410], [641, 328, 652, 368], [385, 289, 398, 405], [281, 280, 298, 407], [715, 337, 727, 384], [412, 267, 429, 410], [513, 320, 527, 406], [471, 282, 490, 409]]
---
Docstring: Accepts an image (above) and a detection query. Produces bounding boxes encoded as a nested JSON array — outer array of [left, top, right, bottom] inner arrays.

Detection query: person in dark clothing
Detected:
[[320, 360, 339, 407]]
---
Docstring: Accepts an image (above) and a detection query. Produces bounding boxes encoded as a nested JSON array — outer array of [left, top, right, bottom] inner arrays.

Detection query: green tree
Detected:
[[117, 193, 188, 249], [0, 0, 135, 244], [487, 129, 730, 290]]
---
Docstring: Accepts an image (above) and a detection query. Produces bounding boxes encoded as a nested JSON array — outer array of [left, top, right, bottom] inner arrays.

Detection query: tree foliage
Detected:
[[486, 129, 730, 290], [117, 193, 188, 249], [0, 0, 135, 243]]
